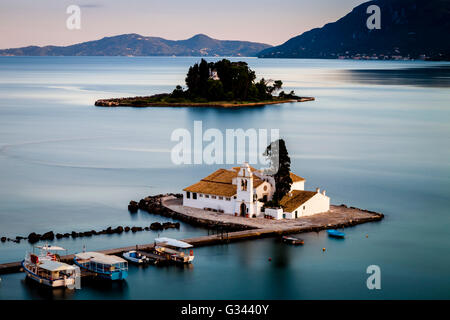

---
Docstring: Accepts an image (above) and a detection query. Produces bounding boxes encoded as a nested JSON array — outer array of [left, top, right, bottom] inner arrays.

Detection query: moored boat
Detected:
[[122, 250, 150, 264], [327, 229, 345, 238], [21, 246, 80, 289], [153, 237, 194, 264], [282, 235, 304, 245], [74, 251, 128, 280]]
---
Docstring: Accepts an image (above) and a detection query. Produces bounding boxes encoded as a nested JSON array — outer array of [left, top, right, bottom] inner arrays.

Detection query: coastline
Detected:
[[133, 194, 384, 233], [94, 97, 315, 108], [0, 194, 384, 275]]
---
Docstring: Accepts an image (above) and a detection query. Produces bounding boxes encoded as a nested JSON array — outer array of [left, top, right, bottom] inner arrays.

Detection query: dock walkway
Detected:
[[0, 197, 383, 275]]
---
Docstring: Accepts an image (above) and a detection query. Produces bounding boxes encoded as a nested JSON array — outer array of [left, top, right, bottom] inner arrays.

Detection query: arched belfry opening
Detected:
[[240, 179, 247, 191]]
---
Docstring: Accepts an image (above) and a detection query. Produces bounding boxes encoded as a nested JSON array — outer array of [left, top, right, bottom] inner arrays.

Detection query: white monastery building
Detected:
[[209, 68, 220, 81], [182, 163, 330, 220]]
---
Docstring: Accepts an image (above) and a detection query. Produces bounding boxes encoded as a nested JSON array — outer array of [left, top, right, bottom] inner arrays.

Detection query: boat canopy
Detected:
[[39, 260, 76, 272], [155, 237, 193, 249], [36, 245, 66, 251], [75, 251, 126, 264]]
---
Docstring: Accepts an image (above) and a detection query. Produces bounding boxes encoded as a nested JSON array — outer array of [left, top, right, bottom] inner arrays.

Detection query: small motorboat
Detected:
[[122, 250, 150, 264], [282, 236, 304, 245], [327, 229, 345, 238]]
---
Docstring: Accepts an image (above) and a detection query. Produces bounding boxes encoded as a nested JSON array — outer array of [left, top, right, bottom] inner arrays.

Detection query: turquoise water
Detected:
[[0, 57, 449, 299]]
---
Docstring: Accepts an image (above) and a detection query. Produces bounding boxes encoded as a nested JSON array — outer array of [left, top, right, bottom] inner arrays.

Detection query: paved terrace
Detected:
[[162, 196, 383, 233]]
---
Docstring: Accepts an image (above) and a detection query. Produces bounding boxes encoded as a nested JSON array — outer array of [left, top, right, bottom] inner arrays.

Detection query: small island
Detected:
[[95, 59, 314, 108]]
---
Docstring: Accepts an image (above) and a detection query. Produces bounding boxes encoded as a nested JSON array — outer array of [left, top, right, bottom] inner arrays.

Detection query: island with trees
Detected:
[[95, 59, 314, 108]]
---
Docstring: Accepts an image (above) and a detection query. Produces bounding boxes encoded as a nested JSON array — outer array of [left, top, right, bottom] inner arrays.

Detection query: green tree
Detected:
[[255, 78, 271, 100], [263, 139, 292, 205], [185, 64, 200, 96], [171, 85, 185, 98], [182, 59, 287, 102], [206, 79, 225, 101], [272, 80, 283, 94]]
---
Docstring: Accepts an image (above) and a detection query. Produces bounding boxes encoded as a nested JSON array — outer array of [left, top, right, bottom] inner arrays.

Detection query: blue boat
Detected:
[[327, 229, 345, 238], [74, 251, 128, 281]]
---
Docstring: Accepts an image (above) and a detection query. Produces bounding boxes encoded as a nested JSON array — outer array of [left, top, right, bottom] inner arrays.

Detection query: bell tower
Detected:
[[235, 162, 254, 217]]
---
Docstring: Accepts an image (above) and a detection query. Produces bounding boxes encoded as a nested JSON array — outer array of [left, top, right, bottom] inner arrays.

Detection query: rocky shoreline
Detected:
[[130, 194, 255, 231], [95, 97, 315, 108], [1, 193, 384, 246], [131, 194, 384, 234], [1, 221, 180, 245]]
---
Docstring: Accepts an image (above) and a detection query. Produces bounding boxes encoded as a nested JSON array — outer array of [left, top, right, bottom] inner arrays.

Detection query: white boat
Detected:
[[21, 245, 81, 289], [153, 237, 194, 264], [122, 250, 150, 264], [74, 251, 128, 281]]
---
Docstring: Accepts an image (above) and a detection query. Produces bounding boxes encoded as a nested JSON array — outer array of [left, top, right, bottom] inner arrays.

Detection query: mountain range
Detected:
[[258, 0, 450, 60], [2, 0, 449, 60], [0, 34, 271, 57]]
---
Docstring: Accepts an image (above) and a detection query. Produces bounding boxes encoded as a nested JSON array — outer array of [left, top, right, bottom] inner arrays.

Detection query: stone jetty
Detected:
[[0, 194, 383, 275]]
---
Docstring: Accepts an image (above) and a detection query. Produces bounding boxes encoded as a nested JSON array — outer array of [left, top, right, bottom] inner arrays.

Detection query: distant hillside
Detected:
[[258, 0, 450, 60], [0, 34, 272, 57]]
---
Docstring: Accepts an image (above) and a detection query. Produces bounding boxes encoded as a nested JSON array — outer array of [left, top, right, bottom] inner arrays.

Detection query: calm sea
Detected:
[[0, 57, 449, 299]]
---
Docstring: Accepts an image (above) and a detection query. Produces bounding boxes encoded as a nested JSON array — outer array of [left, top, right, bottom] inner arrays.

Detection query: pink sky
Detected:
[[0, 0, 367, 49]]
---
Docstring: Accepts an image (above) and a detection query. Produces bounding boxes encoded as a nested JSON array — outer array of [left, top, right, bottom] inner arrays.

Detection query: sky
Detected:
[[0, 0, 367, 49]]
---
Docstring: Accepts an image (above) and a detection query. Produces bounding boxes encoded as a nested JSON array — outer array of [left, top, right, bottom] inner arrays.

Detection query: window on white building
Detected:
[[193, 193, 197, 200], [212, 195, 217, 199], [186, 192, 191, 199], [219, 196, 223, 200], [226, 197, 231, 201], [205, 195, 209, 198]]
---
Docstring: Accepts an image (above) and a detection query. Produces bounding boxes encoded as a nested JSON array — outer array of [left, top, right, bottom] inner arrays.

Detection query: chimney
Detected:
[[316, 188, 320, 193], [322, 190, 326, 196]]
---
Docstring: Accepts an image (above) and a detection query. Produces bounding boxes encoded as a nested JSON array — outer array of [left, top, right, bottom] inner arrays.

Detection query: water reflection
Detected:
[[1, 57, 449, 299], [340, 66, 450, 88], [21, 277, 76, 300], [271, 238, 290, 268], [80, 277, 129, 297]]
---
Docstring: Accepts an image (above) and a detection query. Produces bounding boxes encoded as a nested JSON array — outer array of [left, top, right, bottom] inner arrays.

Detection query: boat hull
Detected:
[[22, 261, 75, 288], [327, 230, 345, 238], [74, 259, 128, 281], [123, 251, 148, 264], [282, 236, 304, 245]]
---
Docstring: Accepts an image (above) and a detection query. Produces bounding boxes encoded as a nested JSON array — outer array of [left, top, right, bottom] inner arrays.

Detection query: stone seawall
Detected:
[[131, 194, 255, 231], [131, 194, 384, 234]]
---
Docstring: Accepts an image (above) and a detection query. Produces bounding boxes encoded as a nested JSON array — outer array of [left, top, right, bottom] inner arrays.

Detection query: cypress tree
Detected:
[[264, 139, 293, 205]]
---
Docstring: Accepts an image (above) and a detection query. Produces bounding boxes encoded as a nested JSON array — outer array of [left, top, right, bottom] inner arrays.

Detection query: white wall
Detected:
[[265, 208, 283, 220], [255, 181, 273, 201], [183, 191, 236, 214], [287, 192, 330, 218], [290, 181, 305, 191], [235, 175, 254, 216]]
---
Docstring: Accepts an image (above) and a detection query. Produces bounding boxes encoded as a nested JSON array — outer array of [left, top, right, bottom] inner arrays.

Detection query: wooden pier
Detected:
[[0, 195, 384, 275], [0, 213, 382, 275]]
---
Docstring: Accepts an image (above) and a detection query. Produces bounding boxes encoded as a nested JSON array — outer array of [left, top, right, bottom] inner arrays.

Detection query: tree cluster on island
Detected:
[[131, 59, 299, 106], [172, 59, 297, 102], [95, 59, 303, 107]]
